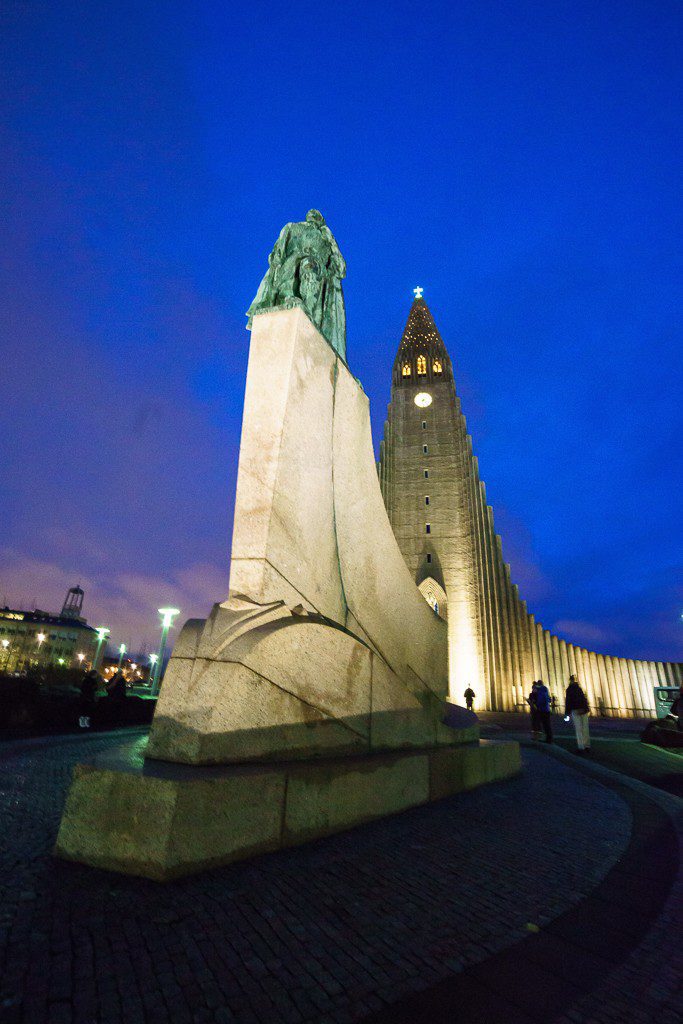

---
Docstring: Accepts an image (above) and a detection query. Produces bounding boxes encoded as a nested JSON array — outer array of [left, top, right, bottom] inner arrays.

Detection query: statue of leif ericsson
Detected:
[[246, 209, 347, 361]]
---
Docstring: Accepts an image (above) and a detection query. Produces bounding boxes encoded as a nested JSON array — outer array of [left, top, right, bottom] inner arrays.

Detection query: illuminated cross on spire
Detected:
[[413, 286, 424, 299]]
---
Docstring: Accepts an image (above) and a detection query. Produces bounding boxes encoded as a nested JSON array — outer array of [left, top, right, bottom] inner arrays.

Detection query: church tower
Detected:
[[379, 292, 488, 705], [380, 292, 682, 714]]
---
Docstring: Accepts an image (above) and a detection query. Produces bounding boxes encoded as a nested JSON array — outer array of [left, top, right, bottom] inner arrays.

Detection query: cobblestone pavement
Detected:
[[0, 728, 672, 1024]]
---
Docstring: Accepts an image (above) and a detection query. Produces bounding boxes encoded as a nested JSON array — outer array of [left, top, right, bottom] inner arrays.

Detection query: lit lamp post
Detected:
[[92, 627, 110, 672], [151, 607, 180, 696], [148, 653, 158, 688], [117, 643, 126, 672], [1, 638, 9, 671], [36, 632, 46, 667]]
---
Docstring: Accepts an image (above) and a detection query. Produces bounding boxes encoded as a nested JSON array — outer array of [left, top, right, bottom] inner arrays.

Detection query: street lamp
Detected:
[[148, 652, 158, 688], [117, 643, 126, 671], [151, 608, 180, 696], [76, 652, 85, 665], [92, 627, 110, 672]]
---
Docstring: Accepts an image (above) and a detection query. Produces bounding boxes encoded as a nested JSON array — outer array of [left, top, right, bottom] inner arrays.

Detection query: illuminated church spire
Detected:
[[393, 291, 452, 387]]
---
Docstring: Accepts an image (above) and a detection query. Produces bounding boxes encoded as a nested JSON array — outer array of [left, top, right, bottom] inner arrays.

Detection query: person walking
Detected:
[[527, 681, 541, 740], [464, 687, 475, 711], [564, 674, 591, 751], [535, 679, 553, 743]]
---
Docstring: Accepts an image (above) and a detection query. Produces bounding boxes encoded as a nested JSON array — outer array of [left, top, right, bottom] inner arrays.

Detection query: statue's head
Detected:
[[306, 209, 325, 227]]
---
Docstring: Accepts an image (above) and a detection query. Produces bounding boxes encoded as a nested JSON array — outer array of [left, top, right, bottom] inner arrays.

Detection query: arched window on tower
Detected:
[[433, 358, 442, 374], [402, 362, 411, 377], [417, 354, 427, 375]]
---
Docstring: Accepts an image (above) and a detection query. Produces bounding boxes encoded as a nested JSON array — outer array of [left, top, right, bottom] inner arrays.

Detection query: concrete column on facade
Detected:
[[550, 634, 562, 705], [475, 481, 497, 709], [528, 615, 540, 680], [586, 650, 603, 712], [604, 657, 624, 717], [467, 458, 489, 702], [611, 658, 631, 717], [627, 658, 648, 714], [521, 602, 534, 684], [484, 501, 505, 710], [541, 630, 553, 689], [503, 563, 523, 705], [578, 648, 595, 712], [494, 531, 514, 708], [558, 638, 571, 693], [598, 651, 614, 716], [575, 648, 590, 709]]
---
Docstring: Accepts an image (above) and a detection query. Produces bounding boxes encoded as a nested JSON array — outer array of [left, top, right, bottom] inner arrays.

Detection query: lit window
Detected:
[[402, 363, 411, 377], [425, 496, 430, 505], [433, 359, 443, 374], [417, 355, 427, 375], [426, 523, 431, 534], [423, 444, 428, 454]]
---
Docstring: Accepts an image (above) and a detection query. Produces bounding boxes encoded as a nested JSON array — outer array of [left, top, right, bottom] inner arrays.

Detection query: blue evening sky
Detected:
[[1, 1, 681, 659]]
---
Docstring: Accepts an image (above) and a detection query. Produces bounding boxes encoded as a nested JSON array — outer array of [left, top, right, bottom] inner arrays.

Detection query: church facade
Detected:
[[379, 296, 682, 716]]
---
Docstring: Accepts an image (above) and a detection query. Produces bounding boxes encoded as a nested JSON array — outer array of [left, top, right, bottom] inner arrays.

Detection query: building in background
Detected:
[[379, 295, 682, 715], [0, 586, 98, 673]]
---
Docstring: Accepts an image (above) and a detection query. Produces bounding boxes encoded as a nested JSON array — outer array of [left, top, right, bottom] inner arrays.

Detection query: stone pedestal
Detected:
[[56, 738, 520, 881]]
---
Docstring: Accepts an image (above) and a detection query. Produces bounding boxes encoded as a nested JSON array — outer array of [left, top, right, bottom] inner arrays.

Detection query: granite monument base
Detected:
[[55, 736, 520, 881]]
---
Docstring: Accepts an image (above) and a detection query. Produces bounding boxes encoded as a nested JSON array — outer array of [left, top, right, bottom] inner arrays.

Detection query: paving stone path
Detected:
[[0, 729, 676, 1023]]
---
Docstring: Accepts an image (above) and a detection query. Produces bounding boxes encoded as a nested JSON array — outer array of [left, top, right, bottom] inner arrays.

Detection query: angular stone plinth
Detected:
[[55, 739, 520, 881]]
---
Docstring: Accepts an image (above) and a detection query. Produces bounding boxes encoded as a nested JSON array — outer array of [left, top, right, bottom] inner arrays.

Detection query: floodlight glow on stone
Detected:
[[414, 392, 432, 407], [413, 286, 424, 299]]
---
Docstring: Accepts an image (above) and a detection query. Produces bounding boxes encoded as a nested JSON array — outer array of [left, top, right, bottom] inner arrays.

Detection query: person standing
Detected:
[[535, 679, 553, 743], [464, 687, 475, 711], [565, 675, 591, 751], [527, 681, 541, 740]]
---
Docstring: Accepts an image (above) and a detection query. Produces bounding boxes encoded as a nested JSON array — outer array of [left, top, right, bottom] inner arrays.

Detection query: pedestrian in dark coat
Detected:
[[464, 687, 475, 711], [564, 675, 590, 751], [535, 680, 553, 743], [527, 682, 542, 740]]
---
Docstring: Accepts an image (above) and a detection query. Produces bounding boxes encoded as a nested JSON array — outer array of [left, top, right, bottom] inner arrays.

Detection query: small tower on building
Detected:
[[61, 585, 85, 621]]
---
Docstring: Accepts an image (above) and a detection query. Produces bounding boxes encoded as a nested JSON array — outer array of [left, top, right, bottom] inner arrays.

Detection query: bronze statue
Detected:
[[246, 210, 347, 361]]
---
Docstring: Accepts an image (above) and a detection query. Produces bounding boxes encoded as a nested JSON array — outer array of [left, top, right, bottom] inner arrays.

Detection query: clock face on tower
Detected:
[[414, 392, 432, 408]]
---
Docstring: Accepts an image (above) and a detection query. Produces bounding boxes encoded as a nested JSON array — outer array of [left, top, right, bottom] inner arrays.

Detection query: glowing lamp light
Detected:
[[76, 652, 85, 663], [95, 627, 110, 641], [37, 632, 46, 644], [158, 607, 180, 629], [119, 643, 126, 654], [1, 640, 9, 649], [57, 657, 65, 666], [149, 653, 158, 665]]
